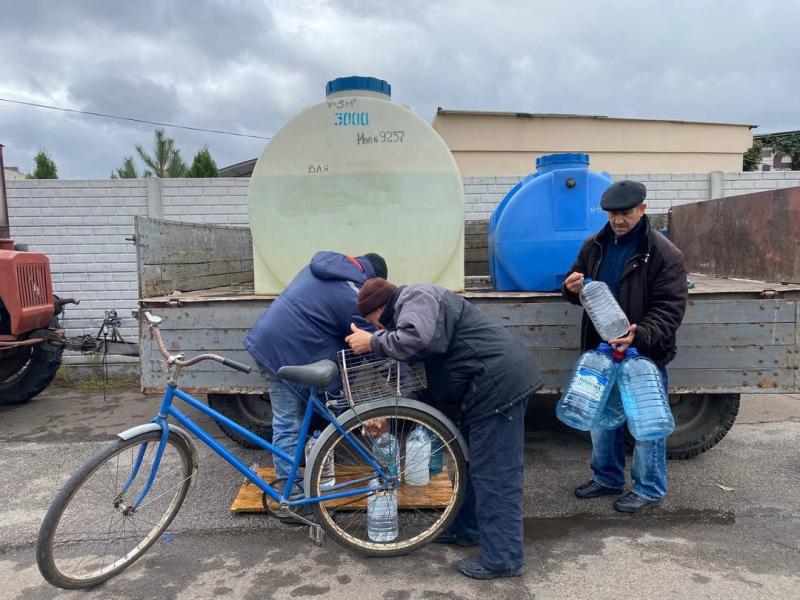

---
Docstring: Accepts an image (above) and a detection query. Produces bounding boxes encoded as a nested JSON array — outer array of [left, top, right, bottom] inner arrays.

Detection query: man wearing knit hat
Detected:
[[347, 279, 543, 580], [562, 180, 687, 513], [243, 251, 387, 520]]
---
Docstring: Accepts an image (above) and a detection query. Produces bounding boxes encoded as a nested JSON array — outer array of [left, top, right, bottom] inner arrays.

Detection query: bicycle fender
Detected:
[[117, 423, 199, 486], [303, 398, 468, 497]]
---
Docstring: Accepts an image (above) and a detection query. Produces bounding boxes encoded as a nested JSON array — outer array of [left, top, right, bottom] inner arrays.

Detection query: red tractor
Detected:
[[0, 145, 138, 405], [0, 144, 80, 405]]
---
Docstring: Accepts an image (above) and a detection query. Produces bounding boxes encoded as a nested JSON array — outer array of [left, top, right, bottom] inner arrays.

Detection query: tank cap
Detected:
[[326, 76, 391, 98], [536, 152, 590, 168]]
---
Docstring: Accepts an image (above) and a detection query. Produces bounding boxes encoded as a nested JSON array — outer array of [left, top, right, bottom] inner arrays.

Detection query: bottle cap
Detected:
[[312, 430, 321, 439], [597, 342, 612, 354], [624, 347, 639, 359], [583, 277, 593, 284]]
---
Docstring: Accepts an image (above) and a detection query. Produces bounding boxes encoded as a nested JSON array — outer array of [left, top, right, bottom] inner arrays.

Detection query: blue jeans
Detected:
[[590, 368, 669, 501], [263, 369, 306, 486]]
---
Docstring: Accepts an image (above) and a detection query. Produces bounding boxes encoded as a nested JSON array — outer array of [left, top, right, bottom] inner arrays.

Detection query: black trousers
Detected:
[[445, 399, 527, 570]]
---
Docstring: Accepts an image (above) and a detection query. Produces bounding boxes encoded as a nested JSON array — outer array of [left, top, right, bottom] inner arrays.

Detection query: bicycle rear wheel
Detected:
[[309, 404, 467, 556], [36, 430, 194, 589]]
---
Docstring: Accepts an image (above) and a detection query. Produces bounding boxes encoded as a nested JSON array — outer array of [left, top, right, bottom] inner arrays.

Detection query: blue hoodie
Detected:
[[243, 251, 377, 396]]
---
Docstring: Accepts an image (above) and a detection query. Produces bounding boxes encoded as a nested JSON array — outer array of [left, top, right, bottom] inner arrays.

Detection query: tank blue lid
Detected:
[[536, 153, 590, 168], [326, 76, 391, 98]]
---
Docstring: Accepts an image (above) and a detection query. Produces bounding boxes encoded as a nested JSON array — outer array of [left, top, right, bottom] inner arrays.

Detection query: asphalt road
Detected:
[[1, 385, 798, 600]]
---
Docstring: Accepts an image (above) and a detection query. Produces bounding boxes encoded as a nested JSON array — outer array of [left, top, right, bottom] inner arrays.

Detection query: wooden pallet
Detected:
[[230, 465, 454, 513]]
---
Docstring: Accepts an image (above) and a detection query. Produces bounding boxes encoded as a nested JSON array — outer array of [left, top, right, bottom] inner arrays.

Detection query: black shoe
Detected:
[[433, 532, 480, 547], [574, 480, 624, 499], [614, 492, 661, 513], [457, 558, 522, 580]]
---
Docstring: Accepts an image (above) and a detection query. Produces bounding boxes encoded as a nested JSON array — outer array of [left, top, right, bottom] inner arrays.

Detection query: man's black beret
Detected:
[[600, 180, 647, 211]]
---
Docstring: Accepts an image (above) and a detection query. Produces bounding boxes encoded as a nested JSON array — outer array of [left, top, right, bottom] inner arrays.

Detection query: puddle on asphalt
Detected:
[[524, 509, 735, 539]]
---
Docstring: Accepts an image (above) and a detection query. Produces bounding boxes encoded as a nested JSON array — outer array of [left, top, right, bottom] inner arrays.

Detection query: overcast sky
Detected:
[[1, 0, 798, 179]]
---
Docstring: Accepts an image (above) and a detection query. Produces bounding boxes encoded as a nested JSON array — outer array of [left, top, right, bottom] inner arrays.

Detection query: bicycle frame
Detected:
[[122, 383, 395, 511]]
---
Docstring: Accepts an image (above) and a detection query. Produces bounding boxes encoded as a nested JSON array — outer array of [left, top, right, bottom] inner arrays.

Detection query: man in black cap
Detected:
[[561, 180, 687, 512]]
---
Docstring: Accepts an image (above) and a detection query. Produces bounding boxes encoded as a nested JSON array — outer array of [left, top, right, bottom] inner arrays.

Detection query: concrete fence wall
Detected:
[[6, 170, 800, 371]]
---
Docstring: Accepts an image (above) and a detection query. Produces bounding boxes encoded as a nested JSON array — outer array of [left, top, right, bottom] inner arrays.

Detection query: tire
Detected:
[[0, 342, 64, 406], [309, 404, 467, 557], [207, 392, 273, 448], [665, 393, 740, 460], [36, 430, 194, 589]]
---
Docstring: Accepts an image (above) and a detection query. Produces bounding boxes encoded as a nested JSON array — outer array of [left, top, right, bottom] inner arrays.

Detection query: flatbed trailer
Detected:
[[135, 217, 800, 459]]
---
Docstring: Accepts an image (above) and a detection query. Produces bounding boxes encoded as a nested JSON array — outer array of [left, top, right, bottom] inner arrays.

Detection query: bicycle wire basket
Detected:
[[336, 349, 427, 408]]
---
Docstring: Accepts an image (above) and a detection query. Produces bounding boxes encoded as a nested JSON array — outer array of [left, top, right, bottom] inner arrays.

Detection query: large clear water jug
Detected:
[[367, 478, 398, 542], [594, 350, 627, 429], [557, 343, 617, 431], [372, 432, 399, 477], [618, 348, 675, 441], [579, 278, 630, 341], [305, 430, 335, 489], [404, 425, 431, 486]]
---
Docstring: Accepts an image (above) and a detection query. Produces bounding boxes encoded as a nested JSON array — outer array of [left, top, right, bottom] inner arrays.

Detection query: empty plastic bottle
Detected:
[[594, 349, 627, 430], [367, 478, 398, 542], [618, 348, 675, 441], [305, 430, 335, 490], [428, 429, 444, 476], [557, 343, 617, 431], [579, 278, 630, 341], [404, 426, 431, 486], [372, 432, 399, 477]]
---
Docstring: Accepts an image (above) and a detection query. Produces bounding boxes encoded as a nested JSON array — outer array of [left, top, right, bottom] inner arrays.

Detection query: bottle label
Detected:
[[573, 368, 608, 401]]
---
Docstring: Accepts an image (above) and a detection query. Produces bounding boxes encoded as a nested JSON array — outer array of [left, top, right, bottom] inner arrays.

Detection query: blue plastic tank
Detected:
[[489, 153, 613, 291]]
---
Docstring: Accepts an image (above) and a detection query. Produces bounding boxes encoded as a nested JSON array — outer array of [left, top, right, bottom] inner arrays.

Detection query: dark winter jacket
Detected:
[[244, 251, 377, 395], [370, 284, 543, 424], [561, 215, 688, 367]]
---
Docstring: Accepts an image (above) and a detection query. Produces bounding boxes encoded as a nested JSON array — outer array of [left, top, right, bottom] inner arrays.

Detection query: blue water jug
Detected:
[[557, 343, 617, 431], [618, 348, 675, 441]]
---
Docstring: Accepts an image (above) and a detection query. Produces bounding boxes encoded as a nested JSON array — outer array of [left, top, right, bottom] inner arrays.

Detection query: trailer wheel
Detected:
[[0, 342, 64, 406], [665, 393, 740, 460], [207, 392, 273, 448]]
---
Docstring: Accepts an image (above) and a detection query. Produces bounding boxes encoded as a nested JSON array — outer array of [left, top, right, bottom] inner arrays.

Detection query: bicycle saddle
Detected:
[[277, 360, 339, 389]]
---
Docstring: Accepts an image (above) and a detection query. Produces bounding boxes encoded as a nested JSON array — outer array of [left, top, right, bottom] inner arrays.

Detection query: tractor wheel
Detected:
[[0, 342, 64, 406]]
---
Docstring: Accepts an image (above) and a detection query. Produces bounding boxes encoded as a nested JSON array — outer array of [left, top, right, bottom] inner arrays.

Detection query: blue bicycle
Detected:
[[36, 311, 468, 589]]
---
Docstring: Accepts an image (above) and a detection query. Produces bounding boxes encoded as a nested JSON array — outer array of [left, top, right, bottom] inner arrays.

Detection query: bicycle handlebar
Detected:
[[143, 311, 252, 374]]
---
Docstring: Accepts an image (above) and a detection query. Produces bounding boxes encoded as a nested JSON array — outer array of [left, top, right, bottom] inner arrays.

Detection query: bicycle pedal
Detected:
[[309, 524, 325, 546]]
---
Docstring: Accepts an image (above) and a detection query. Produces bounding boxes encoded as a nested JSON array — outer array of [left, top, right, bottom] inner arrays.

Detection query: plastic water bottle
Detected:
[[618, 348, 675, 441], [367, 478, 398, 542], [594, 349, 627, 429], [404, 426, 431, 486], [579, 278, 630, 341], [428, 429, 444, 476], [305, 430, 335, 490], [372, 432, 399, 477], [557, 343, 617, 431]]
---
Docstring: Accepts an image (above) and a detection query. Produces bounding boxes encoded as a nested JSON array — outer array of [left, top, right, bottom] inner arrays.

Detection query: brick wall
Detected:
[[7, 170, 800, 373]]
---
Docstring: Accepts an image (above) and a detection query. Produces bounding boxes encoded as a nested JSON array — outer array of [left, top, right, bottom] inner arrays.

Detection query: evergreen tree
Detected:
[[187, 146, 219, 177], [27, 149, 58, 179]]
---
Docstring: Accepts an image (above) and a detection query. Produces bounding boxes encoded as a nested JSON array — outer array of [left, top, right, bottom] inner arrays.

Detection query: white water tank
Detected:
[[248, 76, 464, 294]]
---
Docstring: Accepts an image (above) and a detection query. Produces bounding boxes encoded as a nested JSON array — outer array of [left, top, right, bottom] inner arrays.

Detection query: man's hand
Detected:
[[609, 323, 637, 353], [346, 323, 373, 355], [565, 271, 585, 294], [362, 417, 388, 439]]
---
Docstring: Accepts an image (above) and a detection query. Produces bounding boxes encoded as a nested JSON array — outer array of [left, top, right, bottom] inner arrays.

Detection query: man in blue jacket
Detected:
[[244, 251, 387, 499]]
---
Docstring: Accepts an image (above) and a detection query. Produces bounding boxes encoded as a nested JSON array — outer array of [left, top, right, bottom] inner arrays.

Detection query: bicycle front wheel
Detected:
[[309, 404, 467, 556], [36, 430, 194, 589]]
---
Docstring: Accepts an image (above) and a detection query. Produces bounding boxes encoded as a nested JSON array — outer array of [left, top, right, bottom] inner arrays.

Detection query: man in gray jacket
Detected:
[[346, 278, 543, 580]]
